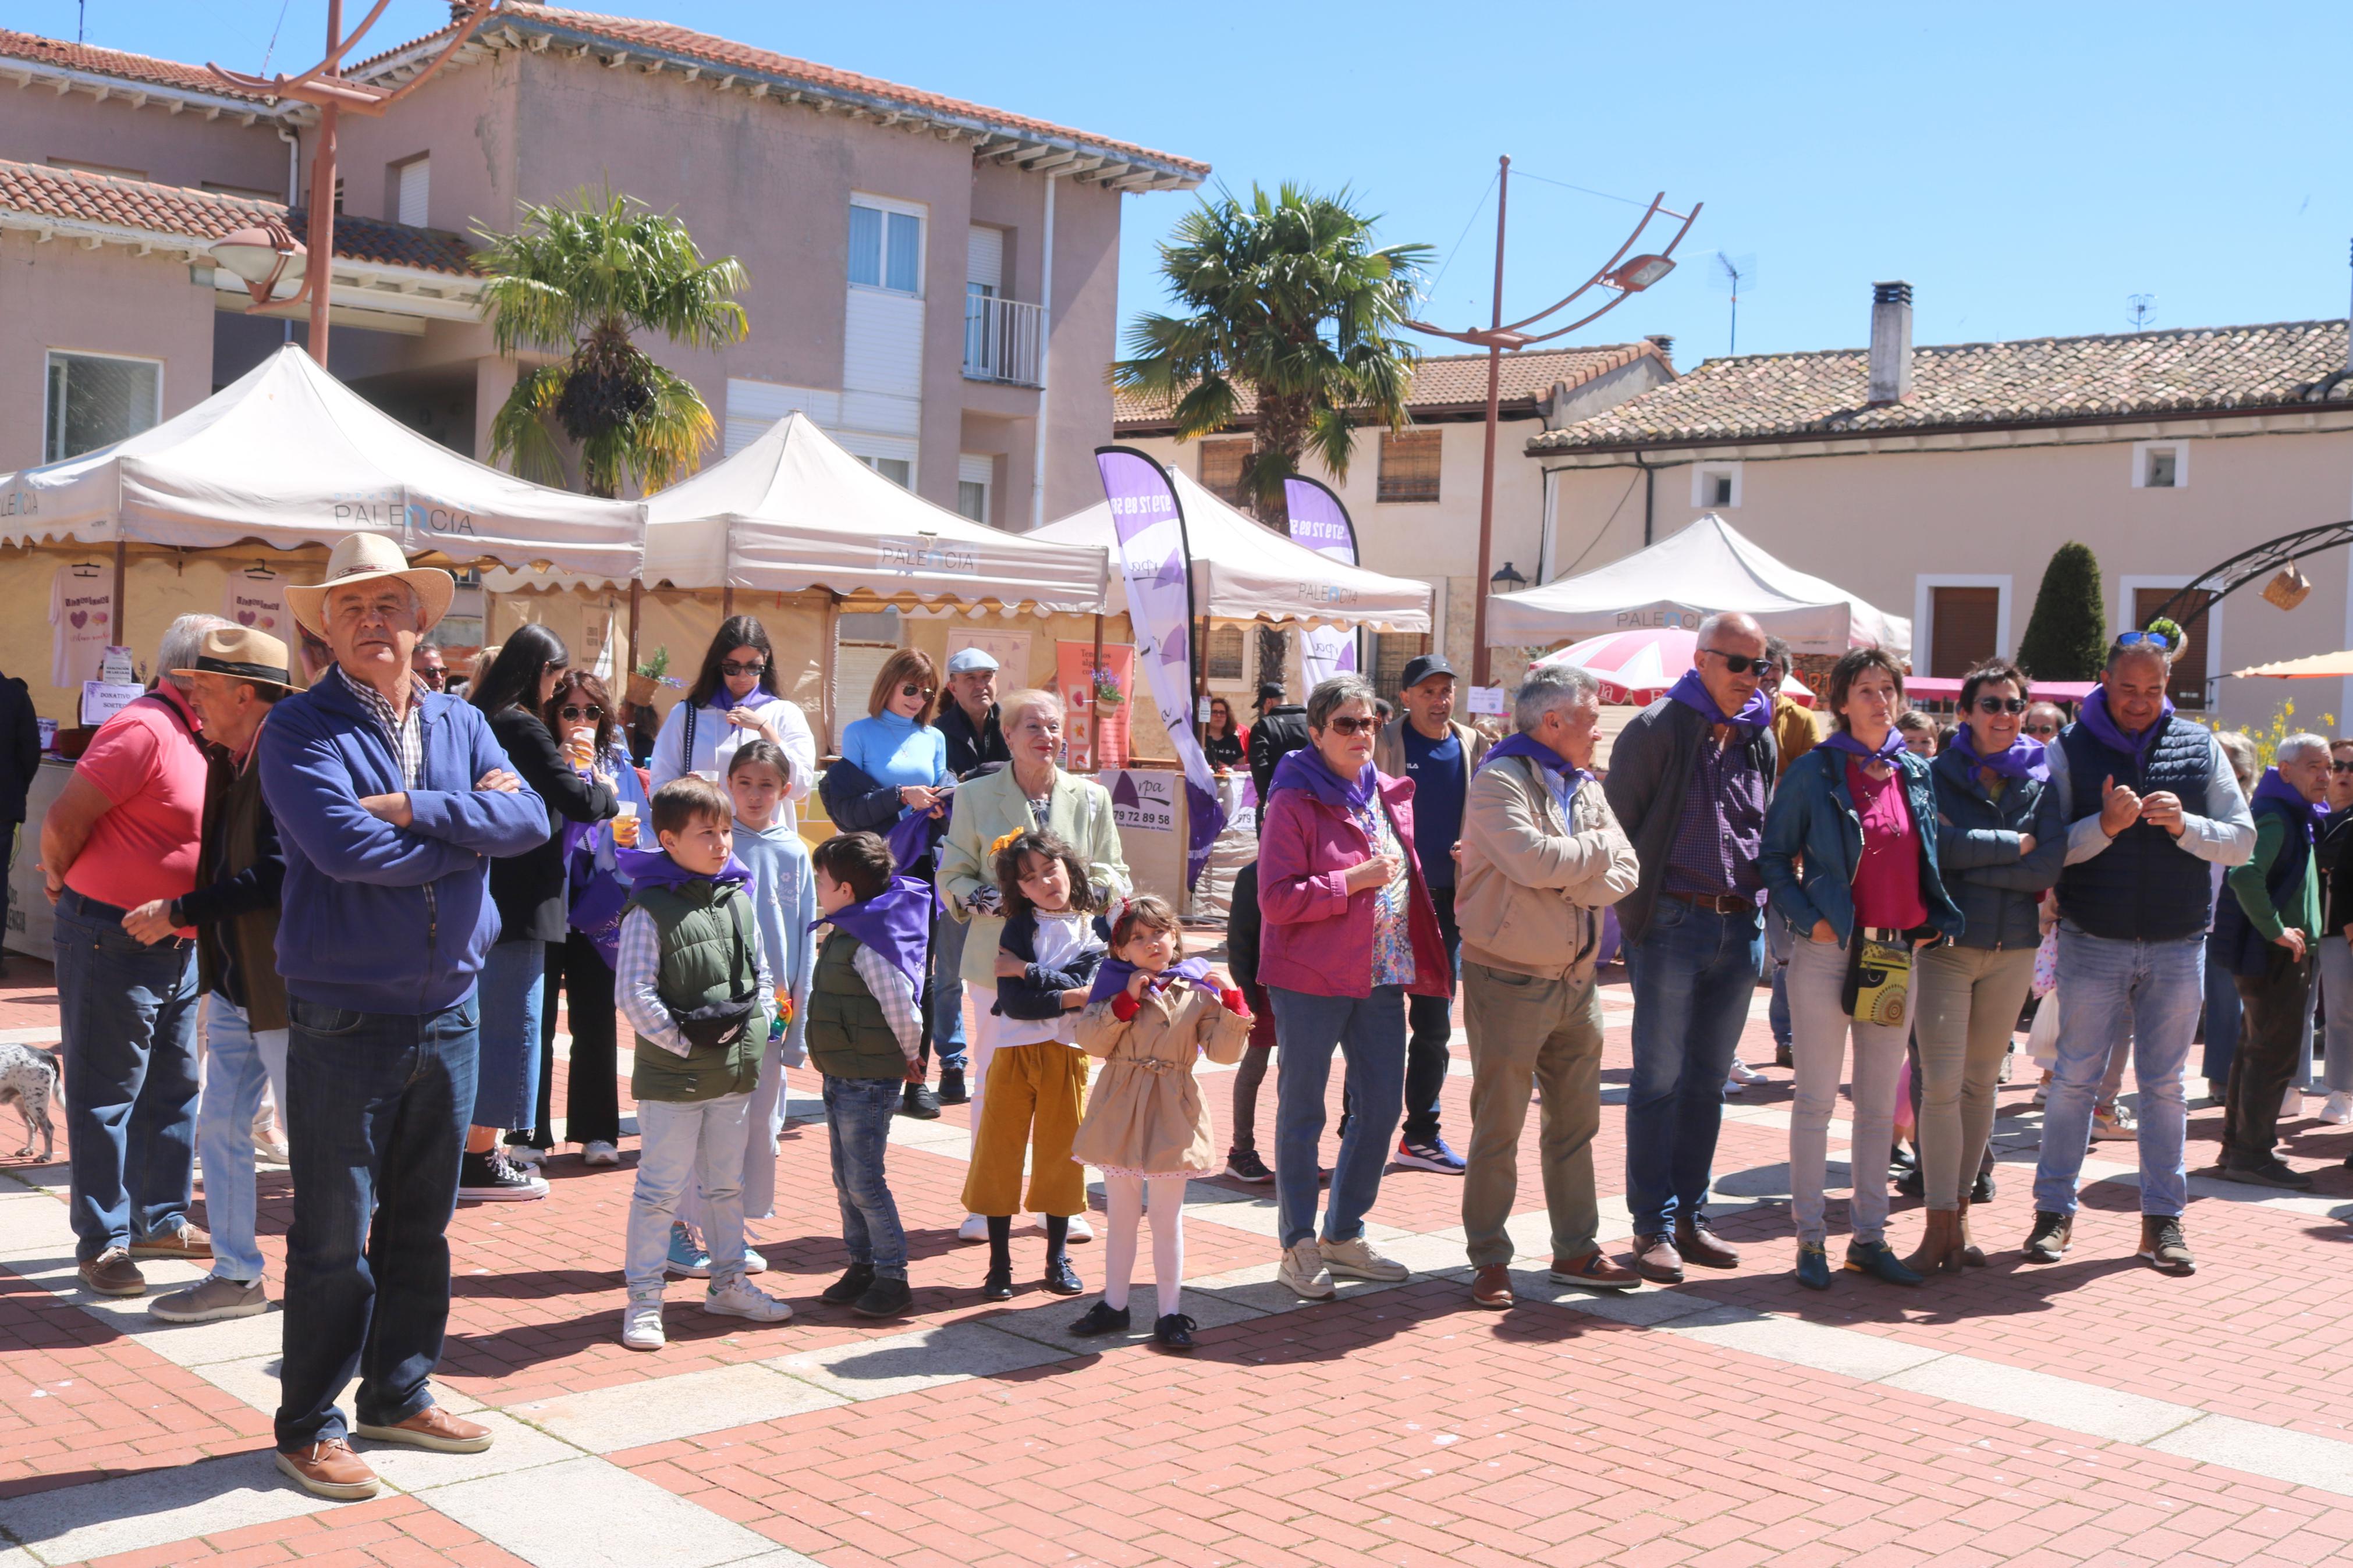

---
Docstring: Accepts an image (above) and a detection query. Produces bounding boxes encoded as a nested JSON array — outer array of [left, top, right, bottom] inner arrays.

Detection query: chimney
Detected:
[[1644, 333, 1674, 362], [1868, 281, 1914, 404]]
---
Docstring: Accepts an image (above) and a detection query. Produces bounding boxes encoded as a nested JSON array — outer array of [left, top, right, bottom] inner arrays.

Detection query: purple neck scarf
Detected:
[[1820, 728, 1908, 765], [1666, 669, 1772, 733], [1479, 731, 1593, 791], [817, 875, 932, 994], [1088, 953, 1216, 1005], [1949, 725, 2049, 783], [617, 845, 752, 894], [2252, 767, 2326, 849], [2078, 685, 2174, 760], [1270, 746, 1379, 812]]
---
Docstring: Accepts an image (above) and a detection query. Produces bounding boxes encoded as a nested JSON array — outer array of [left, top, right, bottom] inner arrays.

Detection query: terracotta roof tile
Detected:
[[1528, 320, 2353, 452], [1113, 342, 1670, 431], [0, 29, 278, 103], [0, 159, 475, 276]]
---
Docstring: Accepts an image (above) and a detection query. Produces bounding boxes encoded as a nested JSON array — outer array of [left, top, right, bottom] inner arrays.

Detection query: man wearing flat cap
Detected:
[[258, 534, 548, 1501]]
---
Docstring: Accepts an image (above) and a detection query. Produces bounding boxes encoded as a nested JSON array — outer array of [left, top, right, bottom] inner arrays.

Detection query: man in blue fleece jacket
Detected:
[[258, 535, 548, 1502]]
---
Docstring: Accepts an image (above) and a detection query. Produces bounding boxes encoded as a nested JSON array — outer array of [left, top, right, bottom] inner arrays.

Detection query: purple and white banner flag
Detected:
[[1282, 477, 1362, 689], [1095, 446, 1225, 889]]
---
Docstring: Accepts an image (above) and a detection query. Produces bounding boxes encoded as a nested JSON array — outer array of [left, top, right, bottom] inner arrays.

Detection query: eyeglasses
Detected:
[[1324, 714, 1387, 737], [722, 657, 766, 675], [559, 704, 604, 721], [1698, 649, 1768, 675], [1974, 696, 2029, 715], [2023, 723, 2060, 737]]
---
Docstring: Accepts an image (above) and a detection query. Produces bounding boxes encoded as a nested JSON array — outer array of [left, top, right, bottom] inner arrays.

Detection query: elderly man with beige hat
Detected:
[[257, 534, 548, 1501]]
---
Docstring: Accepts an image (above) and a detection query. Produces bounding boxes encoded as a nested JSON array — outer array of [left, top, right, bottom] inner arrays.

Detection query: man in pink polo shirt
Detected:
[[40, 614, 228, 1297]]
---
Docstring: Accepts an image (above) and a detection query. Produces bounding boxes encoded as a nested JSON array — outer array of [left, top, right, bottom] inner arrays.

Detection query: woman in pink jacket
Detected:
[[1259, 673, 1451, 1302]]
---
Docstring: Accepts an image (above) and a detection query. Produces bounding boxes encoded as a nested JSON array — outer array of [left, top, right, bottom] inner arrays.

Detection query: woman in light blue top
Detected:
[[838, 648, 952, 814]]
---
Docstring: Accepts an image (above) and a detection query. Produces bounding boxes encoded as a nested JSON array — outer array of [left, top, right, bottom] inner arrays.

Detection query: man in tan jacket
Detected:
[[1455, 663, 1641, 1308]]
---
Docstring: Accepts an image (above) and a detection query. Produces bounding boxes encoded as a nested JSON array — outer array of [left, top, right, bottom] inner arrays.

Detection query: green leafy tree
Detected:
[[1111, 183, 1433, 520], [475, 190, 748, 497], [2015, 541, 2109, 681]]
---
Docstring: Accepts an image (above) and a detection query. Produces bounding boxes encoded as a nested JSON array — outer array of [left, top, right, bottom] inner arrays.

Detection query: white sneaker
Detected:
[[581, 1140, 620, 1167], [704, 1278, 793, 1322], [507, 1144, 546, 1167], [1997, 1048, 2015, 1085], [1277, 1239, 1335, 1300], [2321, 1092, 2353, 1126], [2091, 1104, 2135, 1141], [957, 1213, 990, 1243], [1722, 1076, 1745, 1096], [1318, 1235, 1409, 1282], [1065, 1214, 1092, 1243], [2283, 1085, 2307, 1119], [620, 1300, 665, 1350], [1727, 1059, 1765, 1086]]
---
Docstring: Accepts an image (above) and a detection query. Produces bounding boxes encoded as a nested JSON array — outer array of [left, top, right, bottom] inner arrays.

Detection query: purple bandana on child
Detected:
[[1088, 953, 1217, 1005], [617, 845, 752, 893], [1665, 668, 1773, 732], [2078, 684, 2175, 760], [814, 874, 932, 994], [1949, 726, 2049, 782]]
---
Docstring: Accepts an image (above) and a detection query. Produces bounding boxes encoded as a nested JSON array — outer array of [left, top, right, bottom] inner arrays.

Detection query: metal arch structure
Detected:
[[2145, 520, 2353, 635]]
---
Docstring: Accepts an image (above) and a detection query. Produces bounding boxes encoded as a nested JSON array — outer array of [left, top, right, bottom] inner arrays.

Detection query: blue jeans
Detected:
[[473, 937, 544, 1130], [1270, 984, 1407, 1249], [2035, 927, 2202, 1219], [2201, 942, 2242, 1086], [276, 994, 477, 1452], [825, 1075, 907, 1277], [929, 906, 968, 1072], [1623, 898, 1763, 1237], [196, 993, 286, 1283], [54, 887, 201, 1260]]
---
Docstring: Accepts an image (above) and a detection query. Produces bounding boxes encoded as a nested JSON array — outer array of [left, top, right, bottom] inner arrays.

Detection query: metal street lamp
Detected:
[[1490, 560, 1528, 594], [210, 219, 305, 304]]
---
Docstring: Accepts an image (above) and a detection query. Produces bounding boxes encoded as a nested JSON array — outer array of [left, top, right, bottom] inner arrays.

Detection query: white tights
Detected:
[[1101, 1174, 1187, 1318]]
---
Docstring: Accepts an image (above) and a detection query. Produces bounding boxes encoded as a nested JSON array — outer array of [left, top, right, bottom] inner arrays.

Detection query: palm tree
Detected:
[[474, 189, 749, 497], [1112, 183, 1433, 520]]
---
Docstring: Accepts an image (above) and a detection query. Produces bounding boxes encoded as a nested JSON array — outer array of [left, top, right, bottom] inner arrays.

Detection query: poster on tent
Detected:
[[1055, 640, 1133, 773], [222, 568, 290, 639], [1093, 447, 1223, 888], [1282, 477, 1362, 689]]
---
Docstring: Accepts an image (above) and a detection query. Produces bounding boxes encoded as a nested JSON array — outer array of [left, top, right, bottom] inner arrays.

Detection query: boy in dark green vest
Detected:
[[807, 831, 928, 1318], [615, 776, 793, 1350]]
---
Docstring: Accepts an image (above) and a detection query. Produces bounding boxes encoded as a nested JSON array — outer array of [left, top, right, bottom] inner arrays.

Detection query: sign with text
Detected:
[[1056, 640, 1134, 772], [1282, 478, 1362, 689], [1465, 684, 1507, 716]]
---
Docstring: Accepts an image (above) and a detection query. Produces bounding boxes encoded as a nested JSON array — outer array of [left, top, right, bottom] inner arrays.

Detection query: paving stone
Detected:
[[0, 1449, 331, 1563], [424, 1455, 780, 1567], [507, 1363, 845, 1454]]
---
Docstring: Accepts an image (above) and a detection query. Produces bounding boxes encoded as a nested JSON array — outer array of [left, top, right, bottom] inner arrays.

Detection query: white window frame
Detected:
[[848, 193, 927, 300], [1912, 573, 2014, 678], [43, 348, 162, 464], [2116, 573, 2223, 707], [2131, 439, 2189, 490], [1691, 461, 1742, 510]]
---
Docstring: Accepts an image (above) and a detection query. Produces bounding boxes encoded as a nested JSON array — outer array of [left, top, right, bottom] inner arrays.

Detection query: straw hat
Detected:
[[170, 625, 301, 691], [286, 533, 455, 638]]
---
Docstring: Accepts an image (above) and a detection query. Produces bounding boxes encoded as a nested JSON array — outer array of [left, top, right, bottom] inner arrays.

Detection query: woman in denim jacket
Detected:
[[1761, 647, 1963, 1292]]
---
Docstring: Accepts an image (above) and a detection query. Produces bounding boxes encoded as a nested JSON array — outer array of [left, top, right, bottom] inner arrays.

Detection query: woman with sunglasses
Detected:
[[650, 617, 817, 826], [1258, 674, 1451, 1301], [1908, 659, 2064, 1272]]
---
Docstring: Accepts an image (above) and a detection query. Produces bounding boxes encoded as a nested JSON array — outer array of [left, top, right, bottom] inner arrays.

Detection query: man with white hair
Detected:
[[261, 535, 546, 1499], [2212, 731, 2330, 1187], [41, 612, 230, 1298], [1457, 664, 1640, 1307], [2029, 631, 2254, 1273]]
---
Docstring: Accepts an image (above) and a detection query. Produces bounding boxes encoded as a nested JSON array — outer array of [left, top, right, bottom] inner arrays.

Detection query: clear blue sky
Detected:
[[28, 1, 2353, 367]]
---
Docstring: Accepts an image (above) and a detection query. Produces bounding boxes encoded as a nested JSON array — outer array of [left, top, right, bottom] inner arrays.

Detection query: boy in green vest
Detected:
[[615, 776, 793, 1350], [806, 831, 928, 1318]]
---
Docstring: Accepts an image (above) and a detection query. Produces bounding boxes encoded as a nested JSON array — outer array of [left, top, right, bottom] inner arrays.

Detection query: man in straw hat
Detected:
[[258, 534, 548, 1501], [123, 627, 300, 1326]]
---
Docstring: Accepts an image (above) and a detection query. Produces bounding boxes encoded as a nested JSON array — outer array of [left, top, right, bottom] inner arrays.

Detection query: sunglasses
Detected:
[[1699, 649, 1769, 675], [2023, 723, 2060, 736], [559, 704, 604, 721], [1974, 696, 2029, 715], [2333, 760, 2353, 775], [900, 683, 933, 699], [1324, 714, 1387, 737], [722, 657, 766, 675], [2113, 631, 2173, 650]]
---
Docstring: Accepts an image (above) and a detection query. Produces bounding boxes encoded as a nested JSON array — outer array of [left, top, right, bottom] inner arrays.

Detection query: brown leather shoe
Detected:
[[353, 1405, 494, 1453], [1674, 1217, 1740, 1270], [1632, 1232, 1684, 1284], [128, 1221, 212, 1261], [275, 1439, 379, 1500], [78, 1247, 144, 1297], [1550, 1249, 1641, 1291], [1470, 1264, 1514, 1310]]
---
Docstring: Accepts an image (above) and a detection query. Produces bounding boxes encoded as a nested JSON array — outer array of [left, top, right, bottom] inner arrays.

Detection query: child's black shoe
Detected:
[[1042, 1256, 1084, 1296], [1069, 1299, 1130, 1336], [819, 1264, 875, 1306], [1154, 1313, 1198, 1352], [852, 1275, 913, 1318], [981, 1264, 1014, 1301]]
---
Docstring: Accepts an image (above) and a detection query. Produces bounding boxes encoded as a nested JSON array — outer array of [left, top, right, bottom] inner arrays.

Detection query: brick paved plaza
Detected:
[[5, 958, 2353, 1568]]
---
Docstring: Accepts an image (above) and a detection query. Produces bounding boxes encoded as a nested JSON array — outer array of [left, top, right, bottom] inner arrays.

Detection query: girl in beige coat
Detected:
[[1069, 897, 1253, 1349]]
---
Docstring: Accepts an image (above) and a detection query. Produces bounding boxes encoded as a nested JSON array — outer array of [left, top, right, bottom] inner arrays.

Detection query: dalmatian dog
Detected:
[[0, 1043, 59, 1161]]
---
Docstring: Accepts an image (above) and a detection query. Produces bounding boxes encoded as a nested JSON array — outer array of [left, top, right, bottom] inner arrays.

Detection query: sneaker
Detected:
[[704, 1278, 793, 1322], [129, 1221, 212, 1261], [1721, 1076, 1746, 1097], [1154, 1312, 1198, 1352], [581, 1140, 620, 1167], [936, 1068, 968, 1105], [1727, 1058, 1766, 1086], [1393, 1137, 1467, 1174], [739, 1244, 769, 1275], [1223, 1148, 1274, 1183], [276, 1439, 379, 1500], [1843, 1239, 1924, 1286], [2322, 1092, 2353, 1127], [1971, 1168, 1997, 1204], [620, 1300, 665, 1350], [900, 1081, 941, 1120], [852, 1275, 912, 1318], [2023, 1210, 2072, 1263], [504, 1142, 548, 1167], [1773, 1042, 1794, 1070], [78, 1248, 144, 1297], [1319, 1235, 1408, 1282], [2220, 1158, 2314, 1190], [2033, 1070, 2052, 1105], [1069, 1299, 1131, 1337], [149, 1274, 267, 1323], [252, 1129, 292, 1165], [2283, 1084, 2306, 1119], [665, 1222, 712, 1279], [1997, 1048, 2015, 1085], [2136, 1214, 2196, 1275], [820, 1264, 876, 1306], [1277, 1239, 1335, 1300], [956, 1214, 991, 1243], [353, 1406, 494, 1454], [1041, 1213, 1093, 1243], [457, 1150, 546, 1201], [2090, 1104, 2135, 1142]]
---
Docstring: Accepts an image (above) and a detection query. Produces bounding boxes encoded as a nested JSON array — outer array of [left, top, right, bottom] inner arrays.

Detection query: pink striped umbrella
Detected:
[[1534, 627, 1813, 706]]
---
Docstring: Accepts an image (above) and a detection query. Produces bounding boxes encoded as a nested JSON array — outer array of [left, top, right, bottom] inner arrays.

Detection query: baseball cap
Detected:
[[1257, 681, 1285, 703], [1400, 654, 1456, 692], [946, 647, 999, 675]]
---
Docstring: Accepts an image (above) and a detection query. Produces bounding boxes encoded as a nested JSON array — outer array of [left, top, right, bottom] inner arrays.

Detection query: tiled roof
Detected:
[[1528, 319, 2353, 453], [0, 28, 278, 104], [356, 3, 1208, 188], [1113, 342, 1670, 431], [0, 159, 475, 275]]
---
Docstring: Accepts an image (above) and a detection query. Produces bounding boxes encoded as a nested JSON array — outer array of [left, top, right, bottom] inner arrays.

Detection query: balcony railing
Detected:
[[963, 294, 1045, 387]]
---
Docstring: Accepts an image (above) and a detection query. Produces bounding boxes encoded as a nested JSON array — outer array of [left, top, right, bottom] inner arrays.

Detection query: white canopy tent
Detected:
[[1485, 513, 1910, 657], [1031, 466, 1432, 632], [0, 345, 644, 577]]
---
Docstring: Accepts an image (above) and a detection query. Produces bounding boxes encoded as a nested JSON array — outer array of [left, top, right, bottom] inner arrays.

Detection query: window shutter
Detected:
[[396, 158, 430, 226], [1929, 586, 2001, 679], [966, 226, 1003, 291]]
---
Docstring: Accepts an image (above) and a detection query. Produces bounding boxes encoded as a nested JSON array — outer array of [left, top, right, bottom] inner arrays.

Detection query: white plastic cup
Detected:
[[613, 801, 640, 847]]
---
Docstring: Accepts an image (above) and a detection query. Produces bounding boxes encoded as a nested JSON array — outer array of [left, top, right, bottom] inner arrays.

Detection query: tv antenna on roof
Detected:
[[2128, 294, 2157, 329], [1711, 253, 1756, 354]]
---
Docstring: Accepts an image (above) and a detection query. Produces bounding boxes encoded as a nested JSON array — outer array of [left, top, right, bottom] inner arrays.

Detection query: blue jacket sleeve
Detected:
[[1970, 780, 2067, 893], [260, 708, 483, 887], [1759, 760, 1827, 936], [819, 756, 904, 834], [404, 707, 550, 858]]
